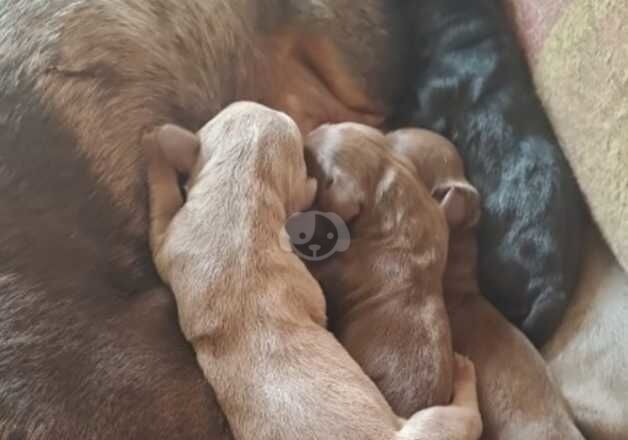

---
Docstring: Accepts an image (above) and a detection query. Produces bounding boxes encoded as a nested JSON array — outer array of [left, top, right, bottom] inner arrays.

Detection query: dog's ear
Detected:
[[433, 182, 481, 230], [318, 172, 364, 223], [155, 124, 200, 175]]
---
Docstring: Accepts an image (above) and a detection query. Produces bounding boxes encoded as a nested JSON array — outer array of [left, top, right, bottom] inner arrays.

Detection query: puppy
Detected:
[[388, 128, 585, 439], [397, 0, 585, 346], [302, 123, 457, 417], [145, 102, 482, 440]]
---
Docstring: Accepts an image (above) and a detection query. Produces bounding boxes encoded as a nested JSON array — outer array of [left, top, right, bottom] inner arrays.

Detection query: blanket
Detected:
[[507, 0, 628, 272], [506, 1, 628, 438]]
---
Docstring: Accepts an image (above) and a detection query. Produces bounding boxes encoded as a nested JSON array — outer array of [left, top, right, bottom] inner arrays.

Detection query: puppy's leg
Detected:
[[143, 132, 184, 256], [397, 355, 482, 440], [450, 294, 585, 439]]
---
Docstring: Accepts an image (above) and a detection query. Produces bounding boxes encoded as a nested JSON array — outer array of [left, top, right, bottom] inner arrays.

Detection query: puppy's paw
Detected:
[[451, 355, 478, 409], [452, 355, 475, 386], [397, 405, 482, 440]]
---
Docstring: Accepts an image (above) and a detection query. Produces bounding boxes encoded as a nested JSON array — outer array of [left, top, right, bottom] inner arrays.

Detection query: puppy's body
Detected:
[[146, 102, 482, 440], [398, 0, 585, 346], [388, 128, 584, 439], [304, 123, 454, 417]]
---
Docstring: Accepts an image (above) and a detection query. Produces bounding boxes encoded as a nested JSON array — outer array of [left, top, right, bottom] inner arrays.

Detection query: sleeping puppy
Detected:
[[388, 128, 585, 439], [302, 123, 456, 417], [144, 102, 483, 440], [396, 0, 585, 346]]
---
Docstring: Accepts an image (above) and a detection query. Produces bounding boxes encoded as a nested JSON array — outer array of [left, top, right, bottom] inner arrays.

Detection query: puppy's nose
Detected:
[[309, 244, 321, 256]]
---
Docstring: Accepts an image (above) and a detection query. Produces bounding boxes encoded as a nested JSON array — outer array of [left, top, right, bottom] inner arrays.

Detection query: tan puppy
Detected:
[[303, 123, 460, 417], [144, 102, 482, 440], [388, 128, 585, 440]]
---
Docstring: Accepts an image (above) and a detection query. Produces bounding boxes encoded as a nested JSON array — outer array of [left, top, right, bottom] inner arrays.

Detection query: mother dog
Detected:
[[0, 0, 582, 438]]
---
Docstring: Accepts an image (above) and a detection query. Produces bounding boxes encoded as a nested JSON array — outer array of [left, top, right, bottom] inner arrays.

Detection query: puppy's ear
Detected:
[[318, 173, 364, 223], [433, 182, 481, 230], [289, 177, 319, 215], [155, 124, 200, 174], [300, 178, 319, 212]]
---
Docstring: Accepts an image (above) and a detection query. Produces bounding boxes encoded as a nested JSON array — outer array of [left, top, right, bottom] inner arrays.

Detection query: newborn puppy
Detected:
[[397, 0, 585, 346], [144, 102, 482, 440], [303, 123, 457, 417], [388, 128, 585, 439]]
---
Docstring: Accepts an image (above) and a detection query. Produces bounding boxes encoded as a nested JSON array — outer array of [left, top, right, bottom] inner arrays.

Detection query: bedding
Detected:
[[506, 1, 628, 437]]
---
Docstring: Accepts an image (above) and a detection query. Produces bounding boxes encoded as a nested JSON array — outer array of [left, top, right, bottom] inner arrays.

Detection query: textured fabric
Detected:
[[505, 2, 628, 437], [543, 225, 628, 440], [508, 0, 628, 272]]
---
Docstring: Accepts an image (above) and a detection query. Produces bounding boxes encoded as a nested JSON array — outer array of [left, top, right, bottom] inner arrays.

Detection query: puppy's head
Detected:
[[152, 102, 317, 214], [305, 122, 389, 223], [388, 128, 481, 231], [216, 102, 317, 215]]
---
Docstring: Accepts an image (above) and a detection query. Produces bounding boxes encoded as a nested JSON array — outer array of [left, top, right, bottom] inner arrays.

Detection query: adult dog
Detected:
[[0, 0, 582, 438]]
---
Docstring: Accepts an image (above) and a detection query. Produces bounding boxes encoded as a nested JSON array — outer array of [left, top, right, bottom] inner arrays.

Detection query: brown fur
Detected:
[[144, 102, 482, 440], [0, 2, 410, 437], [303, 123, 455, 417], [388, 128, 584, 440], [35, 0, 407, 237]]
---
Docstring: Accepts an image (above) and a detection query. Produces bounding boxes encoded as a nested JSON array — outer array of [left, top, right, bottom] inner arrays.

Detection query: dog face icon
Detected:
[[282, 211, 351, 261]]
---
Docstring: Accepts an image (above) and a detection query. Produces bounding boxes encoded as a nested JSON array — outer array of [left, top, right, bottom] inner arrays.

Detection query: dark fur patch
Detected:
[[0, 61, 229, 439], [395, 0, 585, 346]]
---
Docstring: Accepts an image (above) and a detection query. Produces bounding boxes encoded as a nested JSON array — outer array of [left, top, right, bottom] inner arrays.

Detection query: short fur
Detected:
[[303, 123, 454, 417], [388, 128, 585, 439], [145, 102, 482, 440]]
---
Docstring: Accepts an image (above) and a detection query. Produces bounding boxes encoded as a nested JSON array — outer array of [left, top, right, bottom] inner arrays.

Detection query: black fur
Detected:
[[395, 0, 585, 346]]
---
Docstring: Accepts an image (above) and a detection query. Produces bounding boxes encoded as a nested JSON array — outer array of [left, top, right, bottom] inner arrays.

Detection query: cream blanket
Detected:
[[509, 0, 628, 271], [506, 1, 628, 437]]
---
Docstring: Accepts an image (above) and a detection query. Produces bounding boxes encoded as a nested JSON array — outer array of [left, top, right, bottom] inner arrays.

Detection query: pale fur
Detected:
[[144, 102, 482, 440]]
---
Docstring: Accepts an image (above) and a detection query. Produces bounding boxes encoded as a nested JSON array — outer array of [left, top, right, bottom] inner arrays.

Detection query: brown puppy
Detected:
[[388, 128, 585, 439], [144, 102, 482, 440], [302, 123, 458, 417]]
